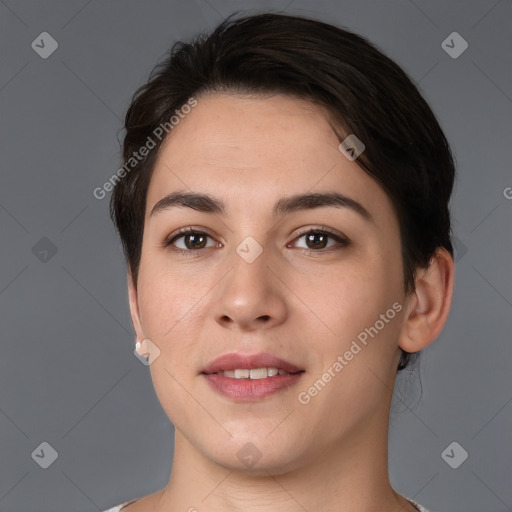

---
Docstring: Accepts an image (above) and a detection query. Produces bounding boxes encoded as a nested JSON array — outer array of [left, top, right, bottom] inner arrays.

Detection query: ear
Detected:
[[398, 247, 455, 353], [127, 267, 145, 343]]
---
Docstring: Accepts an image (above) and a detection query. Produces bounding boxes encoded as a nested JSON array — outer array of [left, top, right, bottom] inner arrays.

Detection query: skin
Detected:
[[124, 93, 454, 512]]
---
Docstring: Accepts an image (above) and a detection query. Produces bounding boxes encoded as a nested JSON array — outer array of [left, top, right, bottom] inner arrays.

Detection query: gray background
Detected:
[[1, 1, 511, 511]]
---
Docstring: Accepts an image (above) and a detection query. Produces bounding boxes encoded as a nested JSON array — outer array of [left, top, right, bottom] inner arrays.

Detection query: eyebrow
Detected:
[[150, 190, 373, 222]]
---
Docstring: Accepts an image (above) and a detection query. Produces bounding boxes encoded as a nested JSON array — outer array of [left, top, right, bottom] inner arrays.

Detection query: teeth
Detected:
[[219, 367, 288, 379], [250, 368, 267, 379]]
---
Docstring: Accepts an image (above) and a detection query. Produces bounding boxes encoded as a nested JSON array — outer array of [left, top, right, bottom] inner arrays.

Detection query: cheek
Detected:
[[311, 253, 401, 329], [298, 248, 404, 383], [294, 263, 404, 426], [137, 244, 189, 325], [137, 276, 175, 339], [136, 264, 222, 437], [136, 265, 182, 347], [136, 254, 214, 367]]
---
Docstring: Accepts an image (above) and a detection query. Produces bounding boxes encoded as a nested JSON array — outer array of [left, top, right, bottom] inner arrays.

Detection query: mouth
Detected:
[[201, 352, 305, 401], [201, 351, 304, 376], [204, 367, 300, 379]]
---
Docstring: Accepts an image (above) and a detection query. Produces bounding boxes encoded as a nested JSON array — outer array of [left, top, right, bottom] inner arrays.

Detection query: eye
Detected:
[[289, 228, 349, 253], [162, 226, 349, 256], [164, 227, 220, 253]]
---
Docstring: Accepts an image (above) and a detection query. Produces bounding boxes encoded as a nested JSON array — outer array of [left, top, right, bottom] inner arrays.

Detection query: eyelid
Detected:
[[292, 225, 346, 239]]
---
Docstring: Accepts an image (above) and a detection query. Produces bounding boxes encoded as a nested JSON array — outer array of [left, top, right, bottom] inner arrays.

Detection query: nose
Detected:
[[212, 244, 288, 332]]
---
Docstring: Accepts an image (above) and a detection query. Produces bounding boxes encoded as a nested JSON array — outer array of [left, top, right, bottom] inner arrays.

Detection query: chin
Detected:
[[197, 429, 308, 475]]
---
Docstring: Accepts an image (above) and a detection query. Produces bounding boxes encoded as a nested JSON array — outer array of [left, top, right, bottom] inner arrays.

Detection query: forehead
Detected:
[[161, 93, 337, 164], [146, 93, 393, 222]]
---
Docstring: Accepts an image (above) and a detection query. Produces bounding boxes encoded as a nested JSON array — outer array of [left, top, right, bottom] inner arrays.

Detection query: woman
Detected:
[[104, 12, 455, 512]]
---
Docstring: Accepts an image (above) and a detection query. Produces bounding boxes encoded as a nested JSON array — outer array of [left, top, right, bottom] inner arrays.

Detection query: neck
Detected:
[[155, 412, 416, 512]]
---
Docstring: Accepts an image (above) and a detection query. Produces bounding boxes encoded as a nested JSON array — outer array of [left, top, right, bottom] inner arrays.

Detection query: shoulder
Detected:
[[103, 490, 162, 511], [102, 501, 134, 512], [102, 505, 123, 512], [408, 499, 431, 512]]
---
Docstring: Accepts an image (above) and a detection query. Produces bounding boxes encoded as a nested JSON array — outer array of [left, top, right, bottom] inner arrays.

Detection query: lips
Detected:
[[201, 352, 304, 375]]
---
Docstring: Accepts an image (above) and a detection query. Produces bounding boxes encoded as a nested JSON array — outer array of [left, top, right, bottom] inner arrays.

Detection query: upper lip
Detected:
[[201, 352, 304, 374]]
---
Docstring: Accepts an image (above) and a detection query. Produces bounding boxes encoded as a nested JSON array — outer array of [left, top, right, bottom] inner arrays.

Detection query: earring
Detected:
[[134, 338, 161, 365]]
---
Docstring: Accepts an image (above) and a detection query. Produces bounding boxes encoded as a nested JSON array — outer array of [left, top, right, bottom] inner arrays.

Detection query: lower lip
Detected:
[[202, 372, 304, 401]]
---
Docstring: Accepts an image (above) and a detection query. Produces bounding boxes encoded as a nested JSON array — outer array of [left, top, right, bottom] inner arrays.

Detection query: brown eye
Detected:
[[304, 232, 329, 249], [165, 229, 217, 252], [291, 229, 349, 252], [181, 233, 208, 250]]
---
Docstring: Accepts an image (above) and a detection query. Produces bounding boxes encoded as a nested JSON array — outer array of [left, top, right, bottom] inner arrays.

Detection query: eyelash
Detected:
[[162, 226, 350, 257]]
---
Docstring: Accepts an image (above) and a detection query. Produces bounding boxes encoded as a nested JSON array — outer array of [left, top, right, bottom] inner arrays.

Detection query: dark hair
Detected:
[[110, 11, 455, 371]]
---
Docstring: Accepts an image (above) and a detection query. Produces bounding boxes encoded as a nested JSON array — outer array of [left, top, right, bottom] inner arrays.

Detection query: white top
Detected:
[[102, 502, 133, 512], [102, 497, 431, 511]]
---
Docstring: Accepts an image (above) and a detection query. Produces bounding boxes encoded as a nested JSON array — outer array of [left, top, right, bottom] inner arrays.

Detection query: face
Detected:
[[129, 93, 410, 473]]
